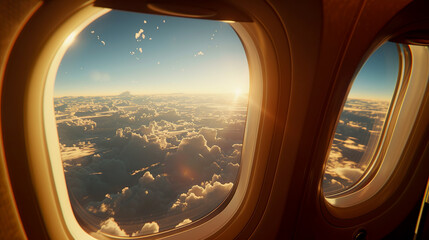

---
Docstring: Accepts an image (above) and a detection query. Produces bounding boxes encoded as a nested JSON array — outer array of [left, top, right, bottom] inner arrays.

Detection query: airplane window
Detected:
[[53, 10, 249, 237], [322, 42, 401, 196]]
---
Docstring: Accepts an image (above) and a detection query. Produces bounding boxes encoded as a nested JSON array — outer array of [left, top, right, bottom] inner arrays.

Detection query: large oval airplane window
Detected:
[[323, 42, 401, 196], [53, 10, 249, 237]]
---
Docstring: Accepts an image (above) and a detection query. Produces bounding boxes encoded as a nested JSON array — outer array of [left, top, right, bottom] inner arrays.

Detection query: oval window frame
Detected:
[[19, 2, 267, 239], [323, 42, 429, 216]]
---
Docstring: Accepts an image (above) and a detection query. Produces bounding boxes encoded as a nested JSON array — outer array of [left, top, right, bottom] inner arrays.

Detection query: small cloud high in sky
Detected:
[[194, 51, 204, 57], [135, 28, 144, 40], [55, 10, 249, 97]]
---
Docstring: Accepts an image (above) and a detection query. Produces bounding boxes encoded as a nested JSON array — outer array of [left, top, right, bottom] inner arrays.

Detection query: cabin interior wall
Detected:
[[0, 1, 41, 239]]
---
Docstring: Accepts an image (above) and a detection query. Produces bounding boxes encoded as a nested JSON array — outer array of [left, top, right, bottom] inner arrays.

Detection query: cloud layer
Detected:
[[323, 99, 390, 194], [55, 93, 246, 236]]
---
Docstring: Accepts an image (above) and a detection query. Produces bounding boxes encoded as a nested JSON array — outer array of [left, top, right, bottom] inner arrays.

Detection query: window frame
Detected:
[[323, 43, 429, 213], [323, 43, 411, 198], [5, 0, 428, 239], [16, 2, 271, 239]]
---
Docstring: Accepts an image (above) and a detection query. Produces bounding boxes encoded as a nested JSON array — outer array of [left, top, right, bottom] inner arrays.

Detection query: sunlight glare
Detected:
[[64, 32, 77, 48], [234, 88, 242, 99]]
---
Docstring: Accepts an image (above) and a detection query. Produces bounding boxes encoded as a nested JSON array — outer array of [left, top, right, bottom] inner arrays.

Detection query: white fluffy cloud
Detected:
[[175, 218, 192, 228], [56, 119, 96, 145], [112, 130, 168, 171], [157, 109, 180, 122], [140, 122, 156, 135], [198, 127, 218, 146], [342, 137, 366, 151], [132, 221, 159, 236], [65, 157, 133, 203], [135, 28, 144, 39], [97, 218, 127, 236], [194, 51, 204, 56], [171, 175, 233, 212], [139, 171, 155, 184], [57, 94, 246, 236], [177, 135, 210, 154]]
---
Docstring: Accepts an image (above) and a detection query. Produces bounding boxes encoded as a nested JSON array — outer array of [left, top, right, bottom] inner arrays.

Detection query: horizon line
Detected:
[[54, 91, 250, 98]]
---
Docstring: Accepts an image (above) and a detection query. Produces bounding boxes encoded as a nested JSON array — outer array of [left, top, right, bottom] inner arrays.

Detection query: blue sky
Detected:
[[56, 10, 399, 100], [55, 10, 249, 96], [348, 42, 399, 101]]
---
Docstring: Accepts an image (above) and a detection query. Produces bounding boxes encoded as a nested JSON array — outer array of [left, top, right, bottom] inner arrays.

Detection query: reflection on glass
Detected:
[[54, 10, 248, 237], [323, 42, 400, 196]]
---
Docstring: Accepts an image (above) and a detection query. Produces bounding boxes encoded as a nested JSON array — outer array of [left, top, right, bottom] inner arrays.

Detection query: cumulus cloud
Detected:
[[66, 157, 133, 203], [175, 218, 192, 228], [56, 94, 247, 235], [198, 127, 218, 146], [221, 162, 240, 183], [139, 171, 155, 183], [171, 176, 233, 212], [194, 51, 204, 57], [331, 167, 364, 183], [166, 135, 215, 182], [86, 173, 179, 225], [56, 119, 96, 145], [347, 121, 367, 130], [135, 29, 144, 39], [157, 120, 176, 131], [140, 122, 156, 135], [97, 218, 127, 236], [164, 132, 241, 189], [177, 134, 210, 154], [109, 129, 167, 171], [156, 109, 180, 122], [343, 137, 366, 151], [132, 222, 159, 236]]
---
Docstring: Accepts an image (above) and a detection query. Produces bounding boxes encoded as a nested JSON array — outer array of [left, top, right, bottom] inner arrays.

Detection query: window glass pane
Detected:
[[323, 42, 400, 196], [54, 10, 249, 237]]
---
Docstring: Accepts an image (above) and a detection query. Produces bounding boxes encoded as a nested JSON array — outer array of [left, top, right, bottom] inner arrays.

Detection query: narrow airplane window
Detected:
[[323, 42, 401, 196], [53, 10, 249, 237]]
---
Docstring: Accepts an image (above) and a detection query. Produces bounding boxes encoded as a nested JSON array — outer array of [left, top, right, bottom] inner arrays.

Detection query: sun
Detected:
[[234, 88, 242, 99]]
